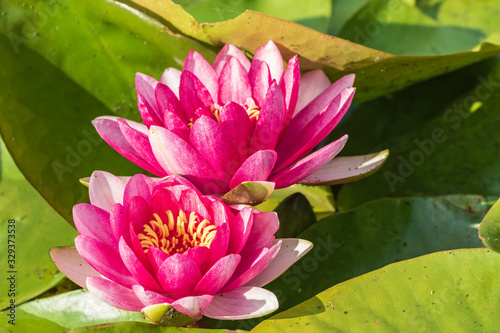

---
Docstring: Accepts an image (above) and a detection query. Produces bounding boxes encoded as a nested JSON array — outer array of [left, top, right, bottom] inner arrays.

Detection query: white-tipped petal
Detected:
[[50, 247, 101, 289], [202, 286, 278, 320], [172, 295, 214, 318], [88, 171, 126, 211], [245, 238, 313, 287]]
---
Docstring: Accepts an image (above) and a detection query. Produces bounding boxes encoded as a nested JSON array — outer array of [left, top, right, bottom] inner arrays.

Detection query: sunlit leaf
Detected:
[[254, 248, 500, 332]]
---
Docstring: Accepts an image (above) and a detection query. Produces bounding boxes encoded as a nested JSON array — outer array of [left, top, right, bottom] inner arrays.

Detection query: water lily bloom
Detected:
[[51, 171, 312, 320], [93, 41, 355, 195]]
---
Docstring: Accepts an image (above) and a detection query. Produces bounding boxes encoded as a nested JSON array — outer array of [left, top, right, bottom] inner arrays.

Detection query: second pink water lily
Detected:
[[51, 171, 312, 320], [93, 41, 355, 195]]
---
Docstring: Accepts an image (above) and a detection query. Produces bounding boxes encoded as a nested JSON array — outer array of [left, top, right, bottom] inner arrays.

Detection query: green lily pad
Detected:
[[0, 140, 78, 309], [211, 195, 486, 330], [254, 248, 500, 332], [335, 56, 500, 211], [479, 197, 500, 253], [274, 193, 317, 239], [337, 0, 488, 55], [0, 290, 147, 333]]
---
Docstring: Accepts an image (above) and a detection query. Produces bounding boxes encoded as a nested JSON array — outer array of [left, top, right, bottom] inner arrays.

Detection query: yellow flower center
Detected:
[[138, 210, 217, 254]]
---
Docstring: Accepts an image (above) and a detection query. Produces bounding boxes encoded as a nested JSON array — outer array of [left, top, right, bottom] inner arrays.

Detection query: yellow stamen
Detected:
[[246, 105, 260, 120], [138, 209, 217, 254]]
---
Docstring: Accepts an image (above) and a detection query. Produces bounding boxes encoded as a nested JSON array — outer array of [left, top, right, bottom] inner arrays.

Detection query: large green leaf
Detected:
[[274, 193, 317, 239], [0, 0, 215, 114], [254, 248, 500, 332], [0, 290, 147, 333], [335, 56, 500, 211], [209, 195, 486, 330], [130, 0, 500, 102], [479, 197, 500, 253], [0, 140, 78, 309], [202, 10, 500, 102], [337, 0, 496, 56], [173, 0, 332, 33]]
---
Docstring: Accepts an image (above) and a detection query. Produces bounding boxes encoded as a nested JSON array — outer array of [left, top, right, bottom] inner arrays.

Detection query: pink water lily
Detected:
[[51, 171, 312, 320], [93, 41, 355, 195]]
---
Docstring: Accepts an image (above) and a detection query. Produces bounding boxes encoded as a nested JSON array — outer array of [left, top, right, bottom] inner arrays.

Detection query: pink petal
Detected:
[[92, 117, 165, 176], [295, 69, 332, 113], [86, 276, 143, 312], [126, 196, 153, 236], [245, 211, 279, 251], [157, 253, 202, 299], [179, 71, 214, 120], [135, 73, 159, 113], [292, 73, 355, 126], [213, 44, 251, 76], [227, 207, 254, 254], [110, 203, 128, 244], [203, 222, 229, 271], [137, 93, 163, 128], [50, 247, 101, 289], [73, 204, 115, 246], [172, 295, 214, 317], [149, 126, 226, 194], [249, 82, 286, 153], [275, 87, 355, 172], [210, 200, 234, 228], [202, 286, 278, 320], [123, 174, 154, 207], [153, 175, 201, 196], [163, 107, 190, 142], [250, 62, 271, 107], [155, 83, 183, 121], [229, 150, 277, 189], [147, 246, 170, 276], [179, 188, 212, 221], [160, 67, 181, 98], [132, 285, 174, 306], [119, 237, 162, 291], [219, 102, 253, 164], [279, 55, 300, 126], [117, 118, 166, 173], [193, 254, 241, 295], [75, 235, 136, 288], [222, 241, 281, 292], [184, 50, 218, 103], [249, 41, 284, 84], [270, 135, 348, 188], [218, 57, 251, 105], [245, 238, 313, 287], [189, 116, 238, 183], [128, 223, 153, 273], [184, 246, 209, 273], [88, 170, 126, 211]]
